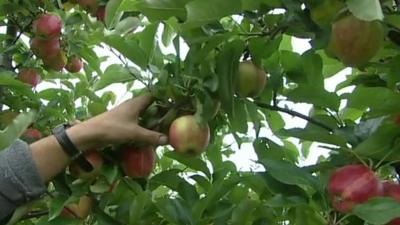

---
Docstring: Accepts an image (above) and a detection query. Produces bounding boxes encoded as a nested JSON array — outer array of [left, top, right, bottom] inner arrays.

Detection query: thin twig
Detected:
[[254, 101, 334, 132], [11, 20, 33, 45], [20, 210, 48, 220], [107, 46, 149, 88], [324, 108, 343, 127]]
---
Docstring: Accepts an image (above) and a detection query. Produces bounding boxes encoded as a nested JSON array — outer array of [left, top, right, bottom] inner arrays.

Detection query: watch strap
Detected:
[[52, 124, 93, 172]]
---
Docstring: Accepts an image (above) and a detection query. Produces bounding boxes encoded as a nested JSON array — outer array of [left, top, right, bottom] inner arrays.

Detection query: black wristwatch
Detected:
[[52, 124, 93, 172]]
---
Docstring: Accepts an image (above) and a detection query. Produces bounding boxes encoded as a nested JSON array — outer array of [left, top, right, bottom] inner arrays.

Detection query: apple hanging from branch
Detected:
[[18, 68, 41, 87], [169, 115, 210, 156], [120, 145, 156, 178], [69, 150, 104, 179], [328, 164, 381, 213], [236, 61, 267, 98], [61, 195, 93, 219]]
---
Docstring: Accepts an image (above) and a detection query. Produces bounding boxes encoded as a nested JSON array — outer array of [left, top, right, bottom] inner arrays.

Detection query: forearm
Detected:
[[30, 120, 104, 182]]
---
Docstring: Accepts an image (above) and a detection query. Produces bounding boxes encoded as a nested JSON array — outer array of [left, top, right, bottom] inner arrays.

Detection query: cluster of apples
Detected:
[[30, 14, 83, 71], [31, 14, 65, 71], [329, 164, 400, 225]]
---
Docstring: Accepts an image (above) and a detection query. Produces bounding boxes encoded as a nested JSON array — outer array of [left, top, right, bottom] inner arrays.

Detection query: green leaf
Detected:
[[93, 64, 135, 90], [88, 101, 107, 116], [103, 35, 147, 69], [136, 23, 158, 62], [266, 194, 307, 207], [216, 40, 245, 116], [133, 0, 189, 21], [347, 0, 384, 21], [279, 34, 292, 51], [318, 50, 344, 78], [149, 169, 199, 203], [292, 206, 327, 225], [0, 72, 37, 99], [80, 47, 102, 76], [260, 158, 321, 193], [0, 111, 36, 150], [105, 0, 123, 28], [353, 124, 400, 160], [278, 128, 347, 147], [129, 191, 150, 224], [230, 199, 258, 225], [155, 198, 194, 225], [345, 87, 400, 116], [94, 207, 123, 225], [164, 151, 211, 178], [286, 85, 340, 110], [386, 15, 400, 30], [162, 22, 177, 47], [48, 194, 70, 220], [302, 51, 323, 88], [113, 17, 141, 35], [248, 37, 281, 65], [228, 98, 248, 134], [192, 174, 240, 220], [184, 0, 242, 28], [353, 197, 400, 225]]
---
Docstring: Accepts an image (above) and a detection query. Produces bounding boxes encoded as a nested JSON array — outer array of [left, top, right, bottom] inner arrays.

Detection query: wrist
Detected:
[[66, 121, 105, 151]]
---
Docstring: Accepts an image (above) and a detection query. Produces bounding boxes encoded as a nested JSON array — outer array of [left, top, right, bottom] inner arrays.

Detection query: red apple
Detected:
[[61, 195, 93, 219], [120, 145, 155, 178], [78, 0, 98, 14], [31, 37, 61, 59], [389, 218, 400, 225], [69, 150, 103, 179], [43, 50, 67, 71], [21, 128, 42, 143], [382, 182, 400, 225], [169, 115, 210, 155], [383, 182, 400, 200], [65, 56, 83, 73], [328, 14, 384, 67], [236, 61, 267, 97], [18, 68, 41, 87], [33, 14, 62, 39], [328, 164, 381, 213], [96, 6, 106, 23]]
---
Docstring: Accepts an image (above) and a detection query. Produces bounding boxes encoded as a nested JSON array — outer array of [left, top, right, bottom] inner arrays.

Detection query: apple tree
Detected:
[[2, 0, 400, 224]]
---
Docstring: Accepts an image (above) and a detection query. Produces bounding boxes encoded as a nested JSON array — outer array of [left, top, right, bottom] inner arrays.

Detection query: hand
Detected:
[[67, 95, 168, 150]]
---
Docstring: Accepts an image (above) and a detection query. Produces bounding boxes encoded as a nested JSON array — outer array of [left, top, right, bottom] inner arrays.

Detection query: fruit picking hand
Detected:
[[70, 95, 168, 148], [30, 95, 168, 182]]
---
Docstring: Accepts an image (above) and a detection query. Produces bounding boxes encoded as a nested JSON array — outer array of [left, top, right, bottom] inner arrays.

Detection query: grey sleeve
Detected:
[[0, 140, 46, 221]]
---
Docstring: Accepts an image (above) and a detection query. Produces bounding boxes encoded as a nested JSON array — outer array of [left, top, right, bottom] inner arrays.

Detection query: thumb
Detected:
[[135, 126, 168, 146]]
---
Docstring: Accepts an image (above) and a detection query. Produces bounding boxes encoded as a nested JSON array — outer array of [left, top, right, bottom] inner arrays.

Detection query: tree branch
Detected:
[[0, 19, 17, 112], [2, 20, 17, 70], [254, 101, 334, 132]]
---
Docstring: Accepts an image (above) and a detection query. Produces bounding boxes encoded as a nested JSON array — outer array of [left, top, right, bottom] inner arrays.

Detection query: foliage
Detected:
[[1, 0, 400, 224]]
